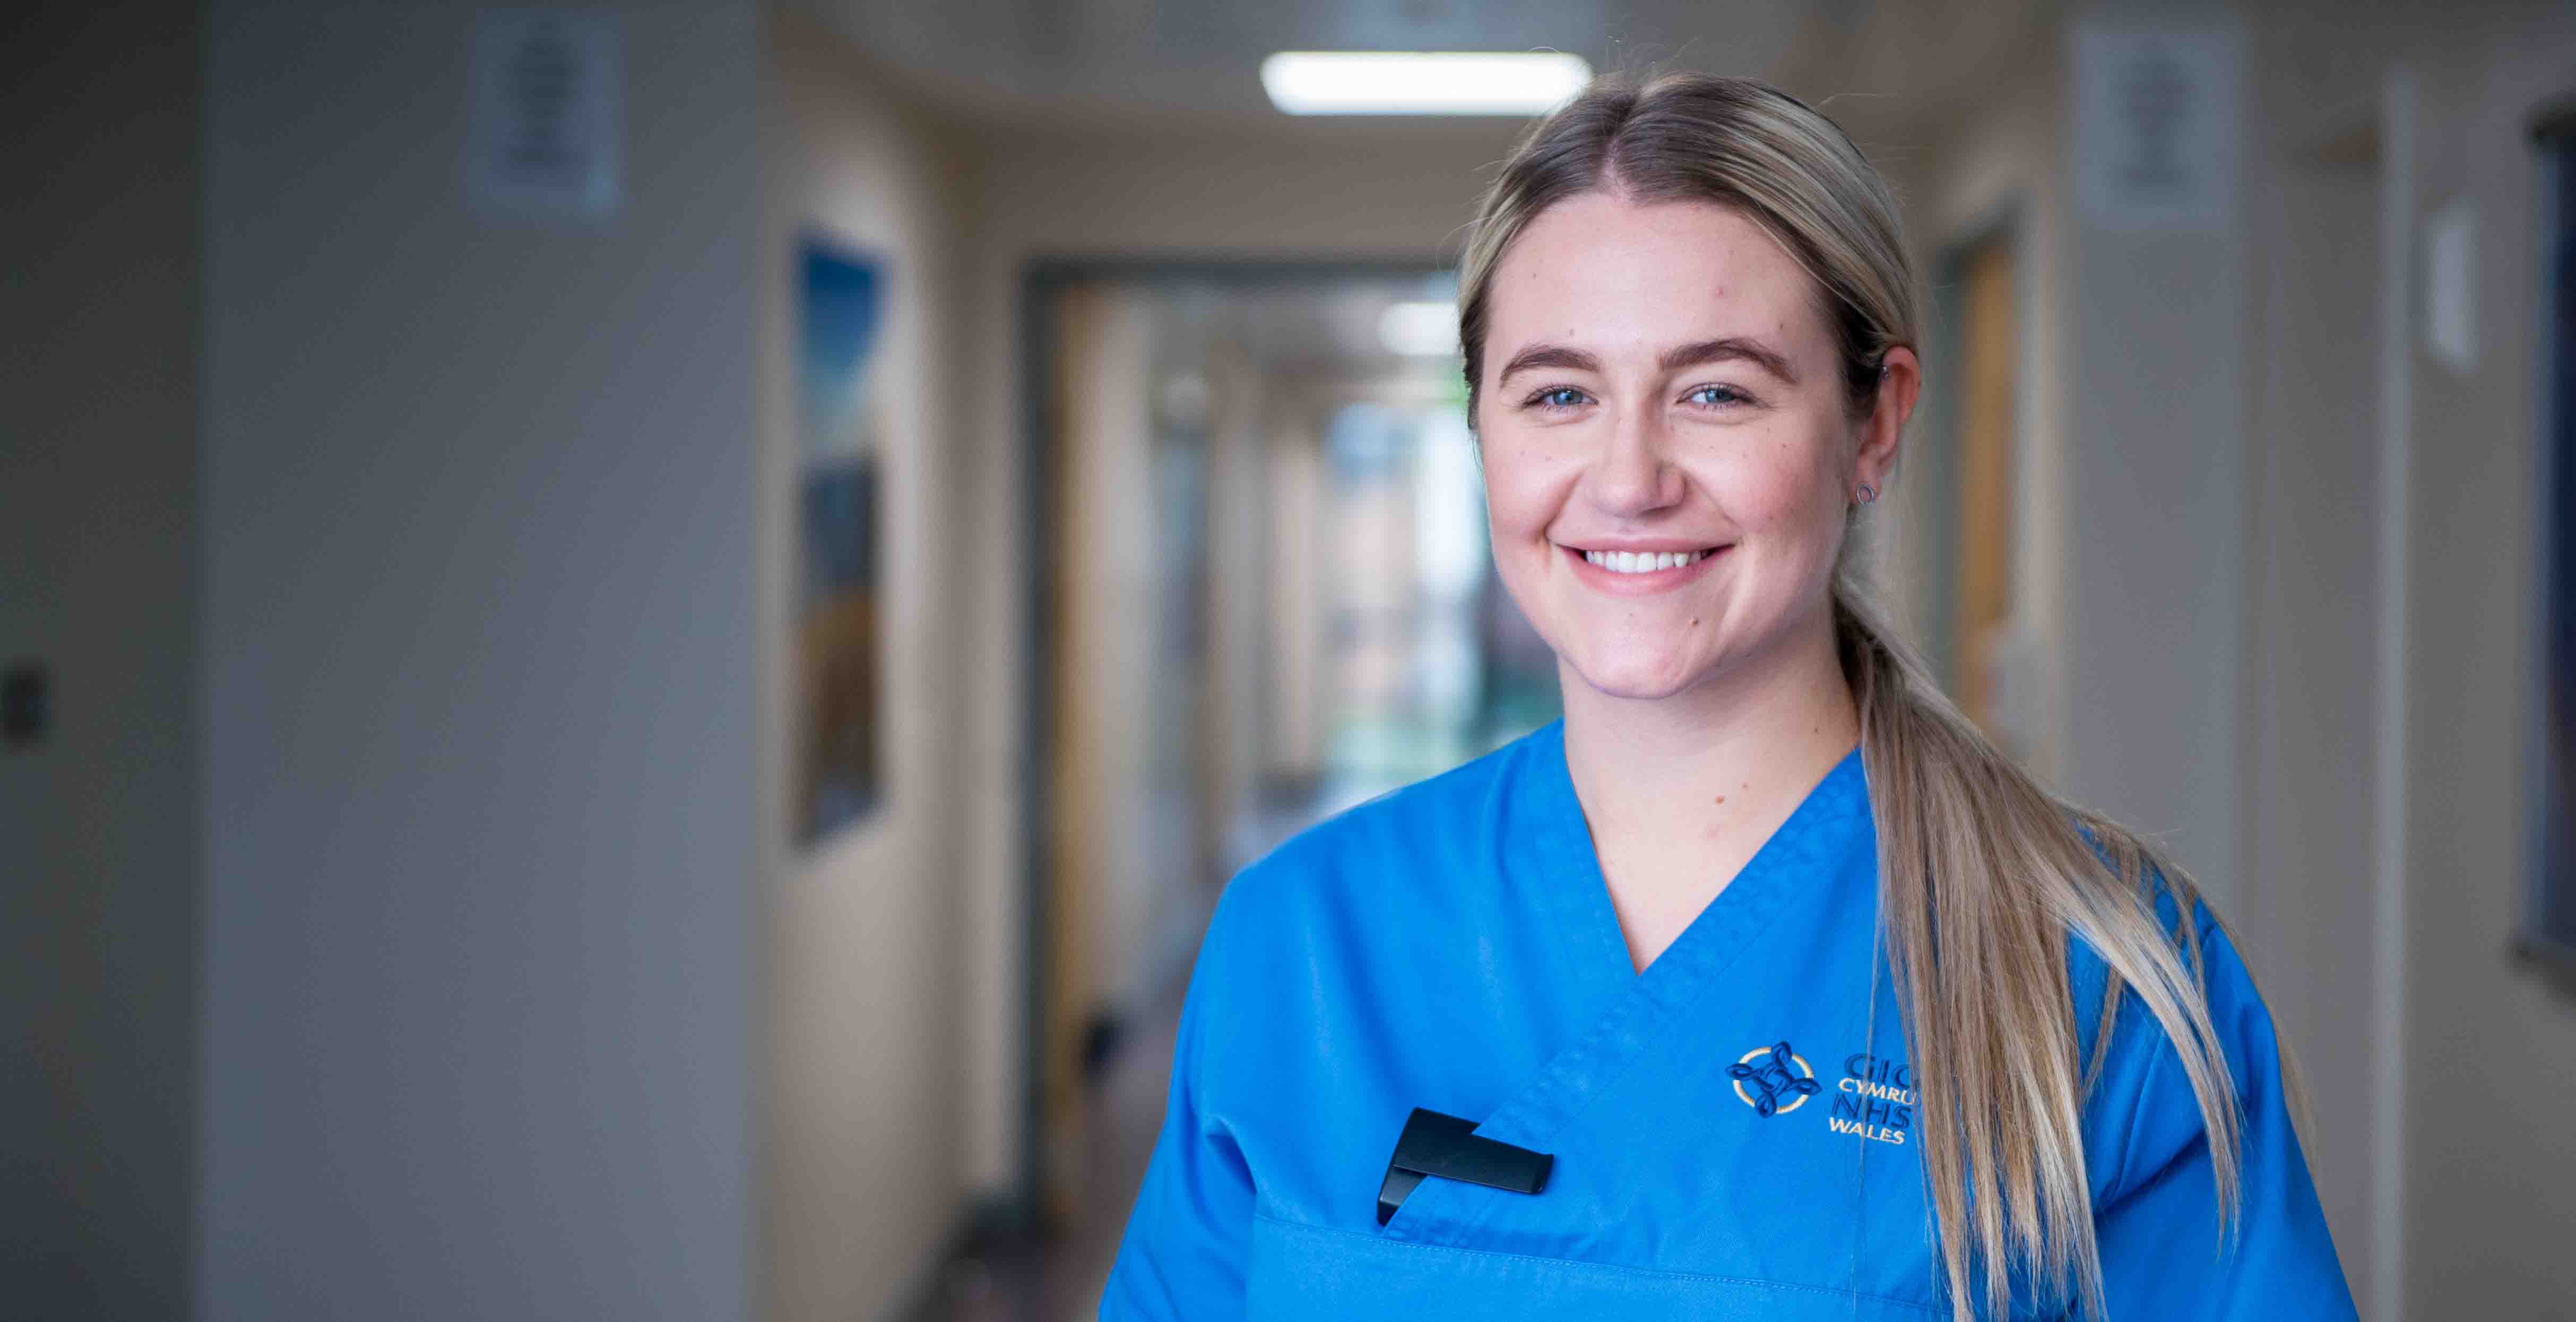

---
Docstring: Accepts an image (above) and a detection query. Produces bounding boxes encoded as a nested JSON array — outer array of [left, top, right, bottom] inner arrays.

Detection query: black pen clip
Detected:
[[1376, 1107, 1554, 1225]]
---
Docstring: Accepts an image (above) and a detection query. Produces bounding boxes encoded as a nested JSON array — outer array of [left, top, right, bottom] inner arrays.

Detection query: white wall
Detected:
[[1897, 5, 2576, 1317], [2392, 7, 2576, 1312], [2236, 38, 2388, 1303], [2219, 10, 2576, 1315], [0, 4, 201, 1316], [758, 15, 976, 1319], [2057, 18, 2252, 909], [195, 4, 764, 1318]]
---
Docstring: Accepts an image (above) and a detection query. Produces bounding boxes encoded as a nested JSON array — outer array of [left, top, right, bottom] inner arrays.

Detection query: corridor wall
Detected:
[[1877, 3, 2576, 1316], [196, 3, 765, 1317], [757, 12, 978, 1320]]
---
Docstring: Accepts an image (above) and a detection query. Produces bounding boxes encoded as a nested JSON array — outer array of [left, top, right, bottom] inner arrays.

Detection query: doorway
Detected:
[[1016, 260, 1566, 1271]]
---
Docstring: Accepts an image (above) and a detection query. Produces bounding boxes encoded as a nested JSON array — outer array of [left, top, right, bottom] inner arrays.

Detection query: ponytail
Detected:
[[1836, 572, 2243, 1319]]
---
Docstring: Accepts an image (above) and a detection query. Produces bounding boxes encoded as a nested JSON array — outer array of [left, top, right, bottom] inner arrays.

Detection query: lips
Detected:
[[1560, 541, 1728, 593], [1581, 547, 1711, 574]]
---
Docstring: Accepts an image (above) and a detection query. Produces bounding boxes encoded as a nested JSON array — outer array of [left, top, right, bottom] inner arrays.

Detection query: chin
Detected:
[[1563, 647, 1713, 702]]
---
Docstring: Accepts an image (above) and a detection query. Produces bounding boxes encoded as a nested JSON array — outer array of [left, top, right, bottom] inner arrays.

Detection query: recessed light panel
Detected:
[[1260, 51, 1593, 117]]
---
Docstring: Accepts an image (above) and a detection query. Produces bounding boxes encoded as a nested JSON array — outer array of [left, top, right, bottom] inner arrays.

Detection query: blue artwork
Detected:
[[798, 238, 884, 842]]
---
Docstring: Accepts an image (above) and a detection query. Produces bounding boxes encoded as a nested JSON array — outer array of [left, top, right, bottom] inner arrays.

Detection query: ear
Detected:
[[1854, 345, 1920, 496]]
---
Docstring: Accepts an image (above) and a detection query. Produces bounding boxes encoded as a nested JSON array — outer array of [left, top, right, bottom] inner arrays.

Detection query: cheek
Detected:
[[1477, 436, 1569, 541], [1712, 433, 1843, 535]]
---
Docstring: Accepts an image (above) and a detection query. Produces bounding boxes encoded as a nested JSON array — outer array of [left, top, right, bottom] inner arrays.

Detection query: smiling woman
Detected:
[[1474, 195, 1879, 724], [1099, 72, 2355, 1322]]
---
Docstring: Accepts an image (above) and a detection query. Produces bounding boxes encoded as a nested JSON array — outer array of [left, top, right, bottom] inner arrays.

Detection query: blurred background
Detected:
[[5, 0, 2574, 1319]]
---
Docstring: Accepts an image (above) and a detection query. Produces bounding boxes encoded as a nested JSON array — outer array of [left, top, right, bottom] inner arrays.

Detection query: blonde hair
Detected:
[[1458, 72, 2255, 1319]]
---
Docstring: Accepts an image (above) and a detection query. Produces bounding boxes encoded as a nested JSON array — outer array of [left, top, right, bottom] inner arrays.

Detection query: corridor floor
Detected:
[[928, 984, 1183, 1322]]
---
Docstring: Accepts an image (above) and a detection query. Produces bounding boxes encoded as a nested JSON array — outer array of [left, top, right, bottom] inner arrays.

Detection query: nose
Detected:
[[1584, 402, 1687, 518]]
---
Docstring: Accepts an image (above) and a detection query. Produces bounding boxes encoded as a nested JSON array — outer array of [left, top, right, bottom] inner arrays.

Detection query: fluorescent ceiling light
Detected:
[[1379, 300, 1460, 357], [1261, 51, 1592, 116]]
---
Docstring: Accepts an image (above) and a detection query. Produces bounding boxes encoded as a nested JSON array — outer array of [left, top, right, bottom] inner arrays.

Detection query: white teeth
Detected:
[[1582, 548, 1706, 574]]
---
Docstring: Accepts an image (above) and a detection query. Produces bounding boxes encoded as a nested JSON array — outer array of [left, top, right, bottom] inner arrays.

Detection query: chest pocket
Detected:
[[1336, 1045, 1944, 1318]]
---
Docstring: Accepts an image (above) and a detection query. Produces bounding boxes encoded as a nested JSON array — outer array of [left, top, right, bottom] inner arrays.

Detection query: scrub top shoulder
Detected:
[[2064, 880, 2355, 1317], [1099, 720, 2355, 1321]]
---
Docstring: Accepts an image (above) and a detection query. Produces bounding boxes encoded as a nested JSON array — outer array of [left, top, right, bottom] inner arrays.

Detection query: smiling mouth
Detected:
[[1577, 547, 1722, 575]]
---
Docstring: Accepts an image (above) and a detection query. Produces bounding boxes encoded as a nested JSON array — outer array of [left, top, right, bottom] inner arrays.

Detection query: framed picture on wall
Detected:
[[797, 236, 886, 844]]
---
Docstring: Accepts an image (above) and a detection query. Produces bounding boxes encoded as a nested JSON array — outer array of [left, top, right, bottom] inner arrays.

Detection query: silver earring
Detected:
[[1855, 482, 1878, 505]]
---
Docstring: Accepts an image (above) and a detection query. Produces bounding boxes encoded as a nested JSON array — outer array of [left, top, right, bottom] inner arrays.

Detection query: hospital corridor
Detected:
[[7, 0, 2576, 1319]]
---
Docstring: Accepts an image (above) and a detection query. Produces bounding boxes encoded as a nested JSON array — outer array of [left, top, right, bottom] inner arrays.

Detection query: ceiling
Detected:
[[789, 0, 2065, 169], [790, 0, 1887, 136]]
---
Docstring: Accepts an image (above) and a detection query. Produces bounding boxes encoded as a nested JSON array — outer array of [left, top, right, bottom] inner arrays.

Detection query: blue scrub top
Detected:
[[1099, 720, 2355, 1320]]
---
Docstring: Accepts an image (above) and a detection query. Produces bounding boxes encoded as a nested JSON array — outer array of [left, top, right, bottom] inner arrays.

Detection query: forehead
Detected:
[[1485, 192, 1830, 360]]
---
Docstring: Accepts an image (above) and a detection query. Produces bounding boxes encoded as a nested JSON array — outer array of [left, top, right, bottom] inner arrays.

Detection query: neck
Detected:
[[1558, 598, 1860, 845]]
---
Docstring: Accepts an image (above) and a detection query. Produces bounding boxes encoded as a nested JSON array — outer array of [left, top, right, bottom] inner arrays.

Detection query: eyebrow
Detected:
[[1495, 335, 1800, 387]]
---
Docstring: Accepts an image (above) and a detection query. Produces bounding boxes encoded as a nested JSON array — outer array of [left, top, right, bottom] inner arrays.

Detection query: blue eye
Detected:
[[1685, 384, 1748, 407], [1529, 386, 1589, 410]]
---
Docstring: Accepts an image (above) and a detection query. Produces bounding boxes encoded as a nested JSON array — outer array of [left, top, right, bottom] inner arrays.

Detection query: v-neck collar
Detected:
[[1384, 723, 1873, 1247], [1525, 719, 1869, 999]]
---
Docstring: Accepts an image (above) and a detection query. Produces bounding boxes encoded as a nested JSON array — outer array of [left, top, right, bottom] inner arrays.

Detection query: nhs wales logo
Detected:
[[1730, 1043, 1920, 1147], [1827, 1052, 1916, 1146], [1727, 1042, 1820, 1117]]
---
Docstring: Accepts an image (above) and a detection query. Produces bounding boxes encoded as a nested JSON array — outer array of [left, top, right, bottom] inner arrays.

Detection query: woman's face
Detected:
[[1475, 191, 1907, 703]]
